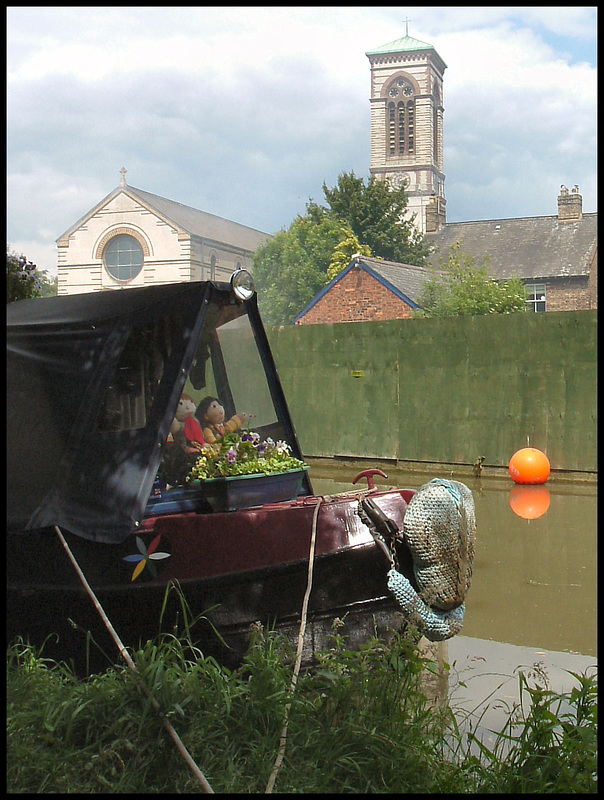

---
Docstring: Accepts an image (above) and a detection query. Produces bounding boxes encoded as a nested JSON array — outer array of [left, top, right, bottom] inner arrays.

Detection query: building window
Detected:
[[210, 254, 217, 280], [387, 78, 415, 156], [104, 234, 144, 282], [526, 282, 546, 312]]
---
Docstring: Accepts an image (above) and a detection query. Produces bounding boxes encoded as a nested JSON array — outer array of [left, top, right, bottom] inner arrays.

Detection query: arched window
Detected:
[[104, 234, 144, 282], [387, 78, 415, 156], [210, 254, 217, 280]]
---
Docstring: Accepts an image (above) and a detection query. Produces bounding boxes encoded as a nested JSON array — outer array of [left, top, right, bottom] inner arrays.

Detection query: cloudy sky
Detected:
[[7, 6, 597, 277]]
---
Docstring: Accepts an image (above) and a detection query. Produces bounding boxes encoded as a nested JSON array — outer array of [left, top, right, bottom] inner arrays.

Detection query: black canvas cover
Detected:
[[7, 282, 215, 543]]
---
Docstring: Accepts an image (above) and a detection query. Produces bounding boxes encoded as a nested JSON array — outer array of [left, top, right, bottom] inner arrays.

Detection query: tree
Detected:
[[326, 228, 372, 283], [7, 246, 41, 302], [253, 171, 432, 325], [252, 214, 345, 325], [7, 246, 57, 302], [316, 171, 431, 266], [414, 242, 528, 318]]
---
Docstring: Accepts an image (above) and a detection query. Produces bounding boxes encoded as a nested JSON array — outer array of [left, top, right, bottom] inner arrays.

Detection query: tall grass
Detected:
[[7, 623, 597, 793]]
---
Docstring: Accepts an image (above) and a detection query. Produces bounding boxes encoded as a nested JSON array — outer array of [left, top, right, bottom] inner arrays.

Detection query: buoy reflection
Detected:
[[509, 484, 551, 520]]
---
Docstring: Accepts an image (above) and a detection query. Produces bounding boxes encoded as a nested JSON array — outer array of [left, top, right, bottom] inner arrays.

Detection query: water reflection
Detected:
[[307, 461, 597, 657], [508, 484, 550, 519]]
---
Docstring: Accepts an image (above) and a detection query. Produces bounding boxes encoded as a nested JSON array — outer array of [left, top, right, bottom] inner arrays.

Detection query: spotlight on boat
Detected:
[[231, 269, 255, 301]]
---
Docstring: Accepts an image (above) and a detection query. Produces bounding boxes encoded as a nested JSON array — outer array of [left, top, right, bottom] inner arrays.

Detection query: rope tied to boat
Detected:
[[359, 479, 476, 642]]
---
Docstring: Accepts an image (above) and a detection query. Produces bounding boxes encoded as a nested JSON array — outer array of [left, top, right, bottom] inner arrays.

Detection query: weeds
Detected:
[[7, 626, 597, 793]]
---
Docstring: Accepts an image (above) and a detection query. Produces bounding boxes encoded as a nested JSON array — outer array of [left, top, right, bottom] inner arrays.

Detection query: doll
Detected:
[[172, 393, 206, 453], [198, 396, 248, 444]]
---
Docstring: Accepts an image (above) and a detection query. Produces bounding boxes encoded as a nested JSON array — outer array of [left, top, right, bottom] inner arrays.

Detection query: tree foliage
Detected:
[[317, 171, 430, 266], [253, 171, 430, 325], [252, 215, 345, 326], [326, 228, 372, 284], [414, 242, 528, 318], [7, 246, 57, 302]]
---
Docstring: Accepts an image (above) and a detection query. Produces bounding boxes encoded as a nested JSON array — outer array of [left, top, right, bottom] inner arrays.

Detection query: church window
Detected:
[[398, 104, 406, 154], [386, 78, 415, 156], [407, 102, 414, 152], [388, 104, 396, 155], [104, 234, 144, 282]]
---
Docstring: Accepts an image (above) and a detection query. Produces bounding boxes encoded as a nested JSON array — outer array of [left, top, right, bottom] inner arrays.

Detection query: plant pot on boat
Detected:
[[184, 430, 309, 512]]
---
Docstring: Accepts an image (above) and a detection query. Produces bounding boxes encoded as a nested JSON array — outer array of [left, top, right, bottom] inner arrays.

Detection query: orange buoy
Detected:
[[509, 485, 551, 520], [508, 447, 550, 484]]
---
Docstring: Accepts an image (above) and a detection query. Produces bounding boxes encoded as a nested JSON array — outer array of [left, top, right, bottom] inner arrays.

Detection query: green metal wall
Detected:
[[267, 310, 597, 472]]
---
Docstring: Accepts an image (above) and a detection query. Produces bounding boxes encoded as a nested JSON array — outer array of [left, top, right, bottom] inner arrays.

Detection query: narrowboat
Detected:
[[7, 272, 466, 671]]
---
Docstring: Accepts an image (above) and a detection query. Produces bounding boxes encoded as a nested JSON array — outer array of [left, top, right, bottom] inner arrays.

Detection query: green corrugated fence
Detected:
[[267, 310, 597, 472]]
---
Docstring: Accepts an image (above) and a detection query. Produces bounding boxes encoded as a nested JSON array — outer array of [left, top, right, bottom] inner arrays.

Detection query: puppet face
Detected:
[[175, 395, 197, 421], [204, 399, 225, 425]]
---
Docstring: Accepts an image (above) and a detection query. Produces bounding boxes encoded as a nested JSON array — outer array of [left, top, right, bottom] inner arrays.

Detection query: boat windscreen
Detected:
[[152, 298, 299, 495]]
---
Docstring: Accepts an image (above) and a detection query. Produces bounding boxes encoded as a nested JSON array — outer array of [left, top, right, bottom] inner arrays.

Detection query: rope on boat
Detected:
[[54, 525, 214, 794], [265, 496, 323, 794]]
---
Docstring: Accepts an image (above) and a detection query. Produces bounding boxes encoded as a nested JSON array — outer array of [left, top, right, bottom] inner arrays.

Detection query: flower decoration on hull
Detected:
[[123, 534, 171, 581], [186, 429, 306, 482]]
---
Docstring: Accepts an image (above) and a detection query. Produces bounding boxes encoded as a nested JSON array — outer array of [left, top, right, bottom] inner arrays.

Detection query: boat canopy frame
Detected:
[[7, 281, 310, 543]]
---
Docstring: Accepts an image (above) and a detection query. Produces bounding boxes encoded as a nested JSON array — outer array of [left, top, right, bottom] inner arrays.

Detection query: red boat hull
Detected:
[[8, 489, 416, 672]]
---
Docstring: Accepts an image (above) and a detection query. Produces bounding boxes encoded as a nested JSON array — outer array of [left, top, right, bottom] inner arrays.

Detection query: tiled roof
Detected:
[[57, 184, 271, 253], [128, 186, 270, 251], [356, 256, 441, 303], [426, 214, 597, 280]]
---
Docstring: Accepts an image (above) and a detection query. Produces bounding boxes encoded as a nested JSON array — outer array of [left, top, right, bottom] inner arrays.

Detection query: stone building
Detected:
[[56, 169, 270, 295], [294, 256, 440, 325], [366, 33, 447, 235]]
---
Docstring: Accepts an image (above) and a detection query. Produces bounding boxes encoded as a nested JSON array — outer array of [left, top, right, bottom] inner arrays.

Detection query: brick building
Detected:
[[294, 256, 439, 324], [426, 186, 597, 313], [294, 184, 596, 325]]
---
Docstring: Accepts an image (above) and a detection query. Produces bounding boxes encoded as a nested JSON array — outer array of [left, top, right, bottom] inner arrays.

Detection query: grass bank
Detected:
[[7, 624, 597, 793]]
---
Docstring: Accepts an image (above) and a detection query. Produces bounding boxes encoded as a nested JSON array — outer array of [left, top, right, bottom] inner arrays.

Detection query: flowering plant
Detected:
[[186, 430, 306, 482]]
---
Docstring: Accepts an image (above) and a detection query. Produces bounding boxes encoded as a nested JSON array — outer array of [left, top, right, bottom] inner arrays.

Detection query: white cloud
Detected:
[[7, 7, 597, 276]]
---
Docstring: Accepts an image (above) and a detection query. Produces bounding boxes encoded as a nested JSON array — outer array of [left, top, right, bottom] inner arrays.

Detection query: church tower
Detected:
[[366, 32, 447, 234]]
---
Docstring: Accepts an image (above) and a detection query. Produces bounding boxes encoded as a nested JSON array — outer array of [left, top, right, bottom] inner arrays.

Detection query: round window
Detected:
[[104, 235, 144, 281]]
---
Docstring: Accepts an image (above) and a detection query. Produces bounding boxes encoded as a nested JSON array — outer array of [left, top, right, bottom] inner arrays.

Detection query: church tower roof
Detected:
[[366, 34, 436, 57]]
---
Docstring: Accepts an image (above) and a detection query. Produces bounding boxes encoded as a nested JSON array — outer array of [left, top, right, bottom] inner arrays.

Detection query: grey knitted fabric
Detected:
[[402, 479, 476, 611], [387, 568, 466, 641]]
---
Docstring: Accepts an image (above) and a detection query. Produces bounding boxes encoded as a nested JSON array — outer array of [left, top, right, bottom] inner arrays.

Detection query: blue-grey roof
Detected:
[[293, 256, 441, 322], [357, 256, 439, 301], [128, 186, 270, 251]]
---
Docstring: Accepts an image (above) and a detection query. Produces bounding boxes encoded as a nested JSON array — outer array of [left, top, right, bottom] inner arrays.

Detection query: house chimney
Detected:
[[557, 184, 582, 222]]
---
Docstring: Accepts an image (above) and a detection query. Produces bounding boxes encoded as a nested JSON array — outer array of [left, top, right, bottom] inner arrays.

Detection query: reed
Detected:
[[7, 623, 597, 793]]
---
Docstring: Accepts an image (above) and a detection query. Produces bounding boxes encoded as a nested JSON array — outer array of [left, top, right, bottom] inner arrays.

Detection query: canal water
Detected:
[[307, 460, 597, 749]]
